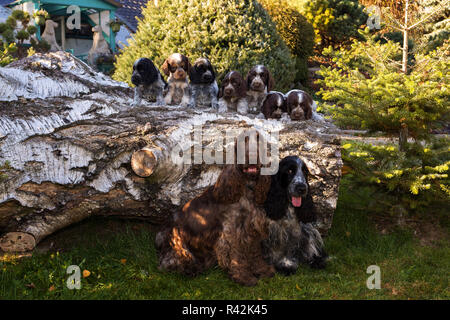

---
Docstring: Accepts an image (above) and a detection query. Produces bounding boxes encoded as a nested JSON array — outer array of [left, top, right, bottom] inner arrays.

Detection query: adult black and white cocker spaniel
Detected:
[[188, 57, 219, 109], [131, 58, 166, 106], [263, 156, 328, 275]]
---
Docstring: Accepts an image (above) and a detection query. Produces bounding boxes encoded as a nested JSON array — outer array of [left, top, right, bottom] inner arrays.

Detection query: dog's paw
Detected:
[[309, 254, 328, 269], [253, 264, 275, 279], [275, 265, 297, 276]]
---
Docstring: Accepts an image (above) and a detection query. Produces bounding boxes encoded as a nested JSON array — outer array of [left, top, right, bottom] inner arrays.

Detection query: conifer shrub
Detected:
[[317, 29, 449, 214], [113, 0, 295, 90], [317, 30, 449, 140], [342, 139, 449, 214], [259, 0, 314, 83], [302, 0, 368, 48]]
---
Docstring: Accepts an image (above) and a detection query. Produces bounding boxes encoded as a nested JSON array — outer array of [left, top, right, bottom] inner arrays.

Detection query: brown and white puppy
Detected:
[[188, 57, 219, 109], [161, 53, 192, 107], [286, 90, 313, 121], [218, 71, 248, 114], [261, 91, 287, 119], [245, 65, 275, 114]]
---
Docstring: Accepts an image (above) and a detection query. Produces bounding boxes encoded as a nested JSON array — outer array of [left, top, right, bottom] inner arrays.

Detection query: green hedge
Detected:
[[113, 0, 295, 91], [259, 0, 314, 83]]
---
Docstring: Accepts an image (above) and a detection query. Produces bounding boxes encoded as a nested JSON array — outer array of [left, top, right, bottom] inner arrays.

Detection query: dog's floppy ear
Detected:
[[143, 59, 159, 84], [264, 173, 289, 220], [238, 74, 248, 98], [208, 61, 216, 80], [295, 191, 316, 223], [303, 93, 314, 120], [186, 59, 193, 74], [188, 62, 197, 82], [161, 59, 170, 76], [245, 72, 252, 90], [212, 165, 244, 204], [254, 175, 271, 205], [295, 163, 316, 223], [218, 82, 224, 98]]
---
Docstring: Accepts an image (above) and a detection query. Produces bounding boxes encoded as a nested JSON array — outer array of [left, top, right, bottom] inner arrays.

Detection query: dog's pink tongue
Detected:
[[292, 196, 302, 207]]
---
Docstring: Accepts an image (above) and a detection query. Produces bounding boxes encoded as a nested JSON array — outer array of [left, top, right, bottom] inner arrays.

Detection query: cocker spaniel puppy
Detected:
[[217, 71, 248, 114], [286, 90, 313, 121], [245, 65, 275, 114], [161, 53, 192, 107], [263, 156, 328, 275], [261, 91, 287, 119], [131, 58, 166, 106], [188, 58, 219, 109]]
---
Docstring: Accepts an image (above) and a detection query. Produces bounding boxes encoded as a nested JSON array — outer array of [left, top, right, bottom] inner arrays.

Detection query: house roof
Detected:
[[115, 0, 147, 32], [5, 0, 122, 9], [0, 0, 13, 6]]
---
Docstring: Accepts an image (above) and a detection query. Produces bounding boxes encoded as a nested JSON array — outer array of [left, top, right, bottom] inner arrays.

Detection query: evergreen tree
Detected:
[[113, 0, 295, 90], [259, 0, 315, 84], [318, 29, 449, 142], [302, 0, 368, 48]]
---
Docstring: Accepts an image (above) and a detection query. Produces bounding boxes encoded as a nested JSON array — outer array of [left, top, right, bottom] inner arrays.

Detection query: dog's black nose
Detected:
[[295, 183, 307, 194]]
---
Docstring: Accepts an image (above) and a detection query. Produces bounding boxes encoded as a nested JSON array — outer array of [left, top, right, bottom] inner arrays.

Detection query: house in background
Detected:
[[115, 0, 148, 48], [1, 0, 149, 58]]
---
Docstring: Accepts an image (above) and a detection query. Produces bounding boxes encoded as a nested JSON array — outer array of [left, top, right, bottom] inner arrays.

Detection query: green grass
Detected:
[[0, 176, 449, 300]]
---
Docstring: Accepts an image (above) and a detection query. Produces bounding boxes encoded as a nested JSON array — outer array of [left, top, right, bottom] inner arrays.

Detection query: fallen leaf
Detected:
[[83, 270, 91, 278], [392, 288, 398, 295], [25, 283, 36, 289], [296, 284, 301, 291], [48, 285, 55, 292], [120, 259, 127, 264], [345, 231, 351, 237], [341, 165, 352, 175]]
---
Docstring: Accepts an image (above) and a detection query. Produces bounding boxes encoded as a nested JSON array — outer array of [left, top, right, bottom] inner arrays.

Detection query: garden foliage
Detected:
[[259, 0, 315, 83], [317, 30, 449, 140], [318, 29, 449, 213], [302, 0, 367, 48], [342, 139, 449, 214], [113, 0, 295, 90]]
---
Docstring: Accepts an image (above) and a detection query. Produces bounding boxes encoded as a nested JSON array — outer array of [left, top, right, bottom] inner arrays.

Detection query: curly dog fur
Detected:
[[156, 130, 275, 285]]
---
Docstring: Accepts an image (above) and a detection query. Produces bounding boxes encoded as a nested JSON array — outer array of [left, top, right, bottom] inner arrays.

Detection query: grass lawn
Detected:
[[0, 176, 448, 300]]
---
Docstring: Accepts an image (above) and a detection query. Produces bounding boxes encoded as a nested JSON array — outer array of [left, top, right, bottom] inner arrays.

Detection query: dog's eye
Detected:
[[169, 64, 177, 73], [287, 169, 294, 175]]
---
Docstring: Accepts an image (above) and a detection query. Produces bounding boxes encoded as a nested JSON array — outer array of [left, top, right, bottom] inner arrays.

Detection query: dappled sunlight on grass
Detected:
[[0, 176, 448, 299]]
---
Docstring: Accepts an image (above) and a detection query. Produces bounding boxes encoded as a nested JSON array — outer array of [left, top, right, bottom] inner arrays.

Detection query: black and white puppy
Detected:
[[263, 156, 328, 275], [131, 58, 166, 106], [161, 53, 192, 107], [245, 65, 275, 114], [188, 58, 218, 109]]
